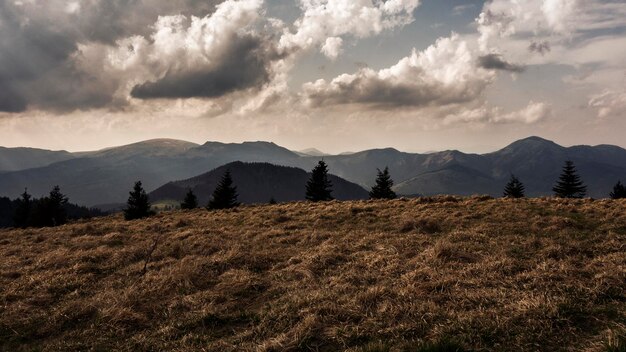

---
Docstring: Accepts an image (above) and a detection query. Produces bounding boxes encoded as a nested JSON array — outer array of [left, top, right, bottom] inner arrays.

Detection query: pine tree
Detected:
[[269, 197, 278, 205], [305, 160, 333, 202], [124, 181, 154, 220], [552, 161, 587, 198], [180, 188, 199, 209], [503, 174, 525, 198], [13, 188, 32, 228], [207, 171, 240, 210], [610, 180, 626, 199], [369, 167, 397, 199], [47, 185, 69, 226]]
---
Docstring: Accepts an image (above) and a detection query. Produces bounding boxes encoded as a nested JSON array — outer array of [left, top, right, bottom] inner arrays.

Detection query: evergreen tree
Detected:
[[207, 171, 240, 210], [13, 188, 32, 228], [47, 185, 69, 226], [552, 161, 587, 198], [305, 160, 333, 202], [180, 188, 199, 209], [124, 181, 154, 220], [269, 197, 277, 205], [369, 167, 397, 199], [610, 180, 626, 199], [503, 174, 525, 198]]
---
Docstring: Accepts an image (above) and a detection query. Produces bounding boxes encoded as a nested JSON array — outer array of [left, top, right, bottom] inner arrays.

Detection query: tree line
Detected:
[[4, 160, 621, 227], [124, 159, 626, 221], [0, 186, 105, 228], [503, 160, 626, 199]]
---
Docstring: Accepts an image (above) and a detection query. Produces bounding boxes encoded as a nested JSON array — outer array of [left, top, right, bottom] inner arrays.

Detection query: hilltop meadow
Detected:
[[1, 197, 625, 351]]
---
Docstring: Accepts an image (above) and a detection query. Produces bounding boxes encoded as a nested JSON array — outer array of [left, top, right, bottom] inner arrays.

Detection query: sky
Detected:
[[0, 0, 625, 154]]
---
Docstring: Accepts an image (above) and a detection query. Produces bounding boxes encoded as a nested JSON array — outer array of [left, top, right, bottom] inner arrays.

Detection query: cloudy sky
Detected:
[[0, 0, 625, 153]]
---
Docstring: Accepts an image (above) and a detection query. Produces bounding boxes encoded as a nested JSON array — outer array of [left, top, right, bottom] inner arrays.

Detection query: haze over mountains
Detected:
[[0, 136, 624, 206]]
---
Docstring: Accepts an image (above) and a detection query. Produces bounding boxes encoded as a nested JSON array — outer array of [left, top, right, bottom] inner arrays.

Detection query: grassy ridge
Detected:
[[1, 197, 625, 351]]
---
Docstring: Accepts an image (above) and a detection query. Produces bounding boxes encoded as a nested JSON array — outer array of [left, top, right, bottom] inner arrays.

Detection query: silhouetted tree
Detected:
[[48, 185, 69, 225], [207, 171, 240, 210], [180, 189, 199, 209], [124, 181, 154, 220], [553, 161, 587, 198], [269, 197, 277, 205], [29, 186, 69, 227], [503, 174, 525, 198], [306, 161, 333, 202], [13, 188, 32, 228], [610, 180, 626, 199], [370, 167, 397, 199]]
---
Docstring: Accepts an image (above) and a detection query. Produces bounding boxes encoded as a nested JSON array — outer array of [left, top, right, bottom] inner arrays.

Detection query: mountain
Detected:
[[296, 148, 329, 157], [0, 136, 624, 205], [395, 164, 495, 196], [149, 162, 369, 204], [0, 139, 301, 206], [0, 147, 74, 172]]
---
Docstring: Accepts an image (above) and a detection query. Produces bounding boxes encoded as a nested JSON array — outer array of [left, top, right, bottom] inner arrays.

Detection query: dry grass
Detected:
[[1, 197, 625, 351]]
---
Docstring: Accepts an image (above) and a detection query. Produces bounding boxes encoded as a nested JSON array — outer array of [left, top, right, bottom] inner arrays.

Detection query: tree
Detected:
[[47, 185, 69, 226], [207, 171, 240, 210], [610, 180, 626, 199], [28, 186, 70, 227], [269, 197, 278, 205], [180, 188, 199, 209], [503, 174, 525, 198], [124, 181, 154, 220], [13, 188, 32, 228], [305, 160, 333, 202], [369, 167, 397, 199], [552, 160, 587, 198]]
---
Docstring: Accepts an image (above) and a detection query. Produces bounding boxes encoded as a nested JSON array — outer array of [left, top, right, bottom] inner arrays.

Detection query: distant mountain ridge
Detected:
[[0, 147, 75, 172], [149, 162, 369, 204], [0, 136, 624, 205]]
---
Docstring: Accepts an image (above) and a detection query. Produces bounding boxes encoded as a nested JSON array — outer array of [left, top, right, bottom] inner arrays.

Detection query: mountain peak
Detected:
[[502, 136, 562, 151]]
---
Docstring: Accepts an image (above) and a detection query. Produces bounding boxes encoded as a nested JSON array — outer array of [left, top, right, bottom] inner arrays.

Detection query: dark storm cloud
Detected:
[[0, 83, 27, 113], [477, 54, 526, 73], [131, 36, 275, 99], [0, 0, 221, 113]]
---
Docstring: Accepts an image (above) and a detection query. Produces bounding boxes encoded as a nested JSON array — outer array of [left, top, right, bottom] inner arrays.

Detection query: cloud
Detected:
[[279, 0, 420, 56], [0, 0, 227, 113], [477, 54, 525, 73], [321, 37, 344, 60], [528, 41, 551, 55], [131, 35, 274, 99], [588, 90, 626, 119], [443, 101, 552, 125], [494, 101, 552, 124], [452, 4, 475, 16], [302, 34, 494, 108]]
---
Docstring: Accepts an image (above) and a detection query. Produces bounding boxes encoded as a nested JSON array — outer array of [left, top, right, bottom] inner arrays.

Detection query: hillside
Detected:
[[149, 162, 369, 204], [1, 198, 625, 351], [0, 147, 74, 172], [0, 136, 625, 205]]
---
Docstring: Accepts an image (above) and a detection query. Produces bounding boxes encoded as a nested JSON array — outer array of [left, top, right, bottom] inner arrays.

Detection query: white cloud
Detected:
[[321, 37, 344, 60], [302, 34, 495, 108], [443, 101, 552, 125], [82, 0, 277, 102], [278, 0, 420, 57], [588, 90, 626, 119]]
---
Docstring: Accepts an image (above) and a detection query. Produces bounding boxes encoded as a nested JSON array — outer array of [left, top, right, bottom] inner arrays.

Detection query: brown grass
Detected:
[[0, 197, 625, 351]]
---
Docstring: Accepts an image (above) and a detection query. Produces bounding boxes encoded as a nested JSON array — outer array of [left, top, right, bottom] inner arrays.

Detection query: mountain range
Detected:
[[0, 136, 624, 206]]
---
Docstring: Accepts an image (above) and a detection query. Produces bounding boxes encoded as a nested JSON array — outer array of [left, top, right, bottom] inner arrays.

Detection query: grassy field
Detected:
[[1, 196, 625, 351]]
